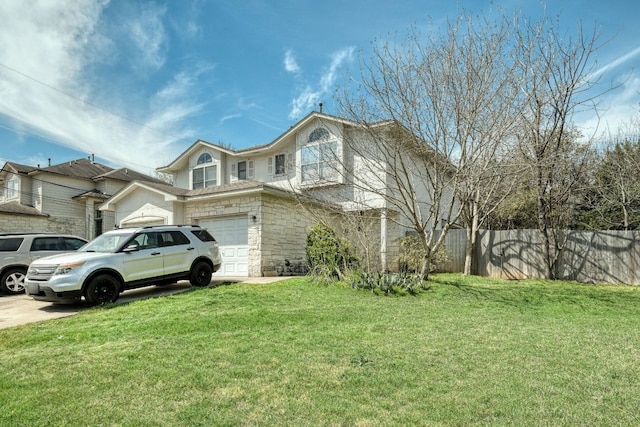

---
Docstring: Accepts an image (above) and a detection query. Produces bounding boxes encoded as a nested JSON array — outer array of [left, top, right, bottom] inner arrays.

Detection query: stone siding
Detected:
[[259, 195, 317, 274], [0, 213, 85, 237], [0, 214, 49, 234]]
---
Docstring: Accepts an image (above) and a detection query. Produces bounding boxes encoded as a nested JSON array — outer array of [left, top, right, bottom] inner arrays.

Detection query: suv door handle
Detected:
[[187, 247, 195, 251], [151, 251, 162, 256]]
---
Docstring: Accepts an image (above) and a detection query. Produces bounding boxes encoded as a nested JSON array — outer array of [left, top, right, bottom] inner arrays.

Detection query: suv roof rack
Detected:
[[0, 232, 58, 236], [140, 224, 201, 229]]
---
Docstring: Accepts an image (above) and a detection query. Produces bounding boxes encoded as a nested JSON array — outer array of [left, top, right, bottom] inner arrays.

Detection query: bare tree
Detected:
[[513, 16, 604, 278], [334, 13, 522, 278], [581, 121, 640, 230]]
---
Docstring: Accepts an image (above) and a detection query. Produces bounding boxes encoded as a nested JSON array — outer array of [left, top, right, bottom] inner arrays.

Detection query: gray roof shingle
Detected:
[[0, 201, 48, 217]]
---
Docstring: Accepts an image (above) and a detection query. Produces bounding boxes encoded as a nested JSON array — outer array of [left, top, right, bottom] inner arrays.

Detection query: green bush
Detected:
[[395, 234, 449, 274], [306, 223, 358, 281], [306, 224, 432, 295]]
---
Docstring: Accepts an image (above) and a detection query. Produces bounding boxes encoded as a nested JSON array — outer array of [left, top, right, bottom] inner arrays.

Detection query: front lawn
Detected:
[[1, 274, 640, 426]]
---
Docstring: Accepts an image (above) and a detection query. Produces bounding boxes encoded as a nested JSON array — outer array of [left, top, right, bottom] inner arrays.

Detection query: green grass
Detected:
[[2, 274, 640, 426]]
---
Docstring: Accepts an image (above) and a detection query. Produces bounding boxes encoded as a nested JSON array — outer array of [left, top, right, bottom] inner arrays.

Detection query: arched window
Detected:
[[192, 152, 217, 189], [301, 128, 338, 183], [197, 153, 212, 165], [308, 127, 330, 143]]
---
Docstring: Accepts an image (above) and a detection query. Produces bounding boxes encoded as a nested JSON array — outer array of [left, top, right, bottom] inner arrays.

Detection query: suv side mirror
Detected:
[[123, 244, 140, 253]]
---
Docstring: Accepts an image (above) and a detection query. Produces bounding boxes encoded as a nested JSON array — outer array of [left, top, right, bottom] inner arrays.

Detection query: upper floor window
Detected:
[[267, 153, 293, 177], [309, 127, 330, 142], [275, 154, 286, 175], [193, 153, 217, 189], [301, 127, 338, 183], [238, 161, 247, 180], [231, 160, 254, 182], [6, 176, 18, 199], [197, 153, 212, 165]]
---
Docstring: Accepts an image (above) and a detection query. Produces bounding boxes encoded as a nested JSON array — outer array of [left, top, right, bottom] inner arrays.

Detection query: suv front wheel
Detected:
[[189, 261, 213, 287], [84, 274, 121, 305], [1, 267, 27, 294]]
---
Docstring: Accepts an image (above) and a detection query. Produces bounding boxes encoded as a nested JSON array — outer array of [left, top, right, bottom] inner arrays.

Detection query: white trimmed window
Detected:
[[301, 127, 339, 183], [6, 175, 19, 199], [275, 154, 285, 175], [268, 153, 293, 176], [193, 153, 217, 189], [231, 160, 254, 182]]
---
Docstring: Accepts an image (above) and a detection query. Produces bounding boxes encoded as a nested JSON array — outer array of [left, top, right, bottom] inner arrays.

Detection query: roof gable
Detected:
[[156, 140, 224, 173], [1, 162, 38, 175], [157, 112, 361, 173]]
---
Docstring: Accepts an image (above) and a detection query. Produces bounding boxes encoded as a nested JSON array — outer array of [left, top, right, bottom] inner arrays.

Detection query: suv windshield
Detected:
[[81, 231, 135, 252]]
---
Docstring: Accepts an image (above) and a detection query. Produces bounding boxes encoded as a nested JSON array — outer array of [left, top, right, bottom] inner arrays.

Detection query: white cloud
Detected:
[[0, 1, 104, 89], [284, 50, 300, 74], [289, 86, 321, 120], [219, 114, 242, 125], [590, 46, 640, 81], [125, 3, 168, 70], [577, 74, 640, 141], [320, 47, 355, 91], [0, 1, 208, 174], [288, 47, 355, 120]]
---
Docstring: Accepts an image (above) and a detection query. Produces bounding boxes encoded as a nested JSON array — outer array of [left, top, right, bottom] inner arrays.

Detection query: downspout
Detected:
[[380, 208, 387, 271]]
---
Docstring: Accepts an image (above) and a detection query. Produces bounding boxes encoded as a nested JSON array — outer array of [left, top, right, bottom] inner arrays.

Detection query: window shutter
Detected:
[[248, 160, 254, 179], [267, 157, 273, 175], [286, 152, 294, 171], [231, 163, 237, 182]]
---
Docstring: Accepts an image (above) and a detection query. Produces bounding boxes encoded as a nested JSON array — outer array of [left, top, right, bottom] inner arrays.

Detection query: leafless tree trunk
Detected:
[[513, 17, 605, 278], [336, 13, 523, 278]]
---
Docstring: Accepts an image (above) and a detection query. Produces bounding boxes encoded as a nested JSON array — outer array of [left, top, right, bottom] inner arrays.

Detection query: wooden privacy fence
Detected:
[[438, 229, 640, 285]]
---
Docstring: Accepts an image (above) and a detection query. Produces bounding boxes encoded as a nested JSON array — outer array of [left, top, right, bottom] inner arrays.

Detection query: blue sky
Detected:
[[1, 0, 639, 175]]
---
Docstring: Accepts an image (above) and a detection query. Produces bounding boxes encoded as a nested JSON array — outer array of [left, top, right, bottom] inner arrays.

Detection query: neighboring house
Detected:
[[101, 112, 448, 277], [0, 157, 164, 240]]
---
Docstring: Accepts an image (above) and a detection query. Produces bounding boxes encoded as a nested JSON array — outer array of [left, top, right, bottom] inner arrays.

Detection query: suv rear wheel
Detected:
[[1, 267, 27, 294], [189, 261, 212, 287], [84, 274, 121, 305]]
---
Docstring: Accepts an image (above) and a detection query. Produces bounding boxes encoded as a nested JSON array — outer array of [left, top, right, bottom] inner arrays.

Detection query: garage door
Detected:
[[199, 216, 249, 277]]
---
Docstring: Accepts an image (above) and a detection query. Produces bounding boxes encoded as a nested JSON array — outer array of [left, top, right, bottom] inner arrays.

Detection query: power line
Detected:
[[0, 62, 198, 172], [0, 120, 161, 173], [0, 61, 192, 143]]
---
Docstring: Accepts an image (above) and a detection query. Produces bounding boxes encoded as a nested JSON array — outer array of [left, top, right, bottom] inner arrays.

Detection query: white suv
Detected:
[[25, 225, 222, 305]]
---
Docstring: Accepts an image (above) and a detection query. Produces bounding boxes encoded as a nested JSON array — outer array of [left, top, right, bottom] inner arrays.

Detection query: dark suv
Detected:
[[0, 233, 88, 294]]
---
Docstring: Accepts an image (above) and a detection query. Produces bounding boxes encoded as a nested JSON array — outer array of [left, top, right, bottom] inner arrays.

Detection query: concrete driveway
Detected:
[[0, 276, 291, 330]]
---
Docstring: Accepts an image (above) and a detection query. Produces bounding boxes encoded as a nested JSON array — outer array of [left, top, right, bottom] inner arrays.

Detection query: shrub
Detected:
[[346, 270, 431, 295], [306, 223, 358, 281], [395, 234, 449, 274]]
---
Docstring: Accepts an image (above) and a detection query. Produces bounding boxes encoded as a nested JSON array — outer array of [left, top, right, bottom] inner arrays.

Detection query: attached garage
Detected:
[[199, 216, 249, 277]]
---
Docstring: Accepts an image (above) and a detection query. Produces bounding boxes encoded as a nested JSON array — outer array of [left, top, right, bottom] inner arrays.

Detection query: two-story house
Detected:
[[101, 112, 450, 277], [0, 157, 163, 239]]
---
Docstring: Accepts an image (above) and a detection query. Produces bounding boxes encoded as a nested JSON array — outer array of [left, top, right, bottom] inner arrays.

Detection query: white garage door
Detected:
[[200, 216, 249, 277]]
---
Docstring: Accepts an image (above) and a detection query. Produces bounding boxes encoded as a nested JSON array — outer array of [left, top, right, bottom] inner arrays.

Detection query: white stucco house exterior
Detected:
[[101, 112, 452, 277]]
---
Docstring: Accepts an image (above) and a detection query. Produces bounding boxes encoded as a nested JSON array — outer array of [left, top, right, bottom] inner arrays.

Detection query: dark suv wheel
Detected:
[[84, 274, 121, 305], [189, 261, 213, 287]]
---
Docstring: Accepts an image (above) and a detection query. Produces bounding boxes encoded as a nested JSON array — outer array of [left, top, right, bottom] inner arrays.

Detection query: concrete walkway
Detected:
[[0, 276, 294, 330]]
